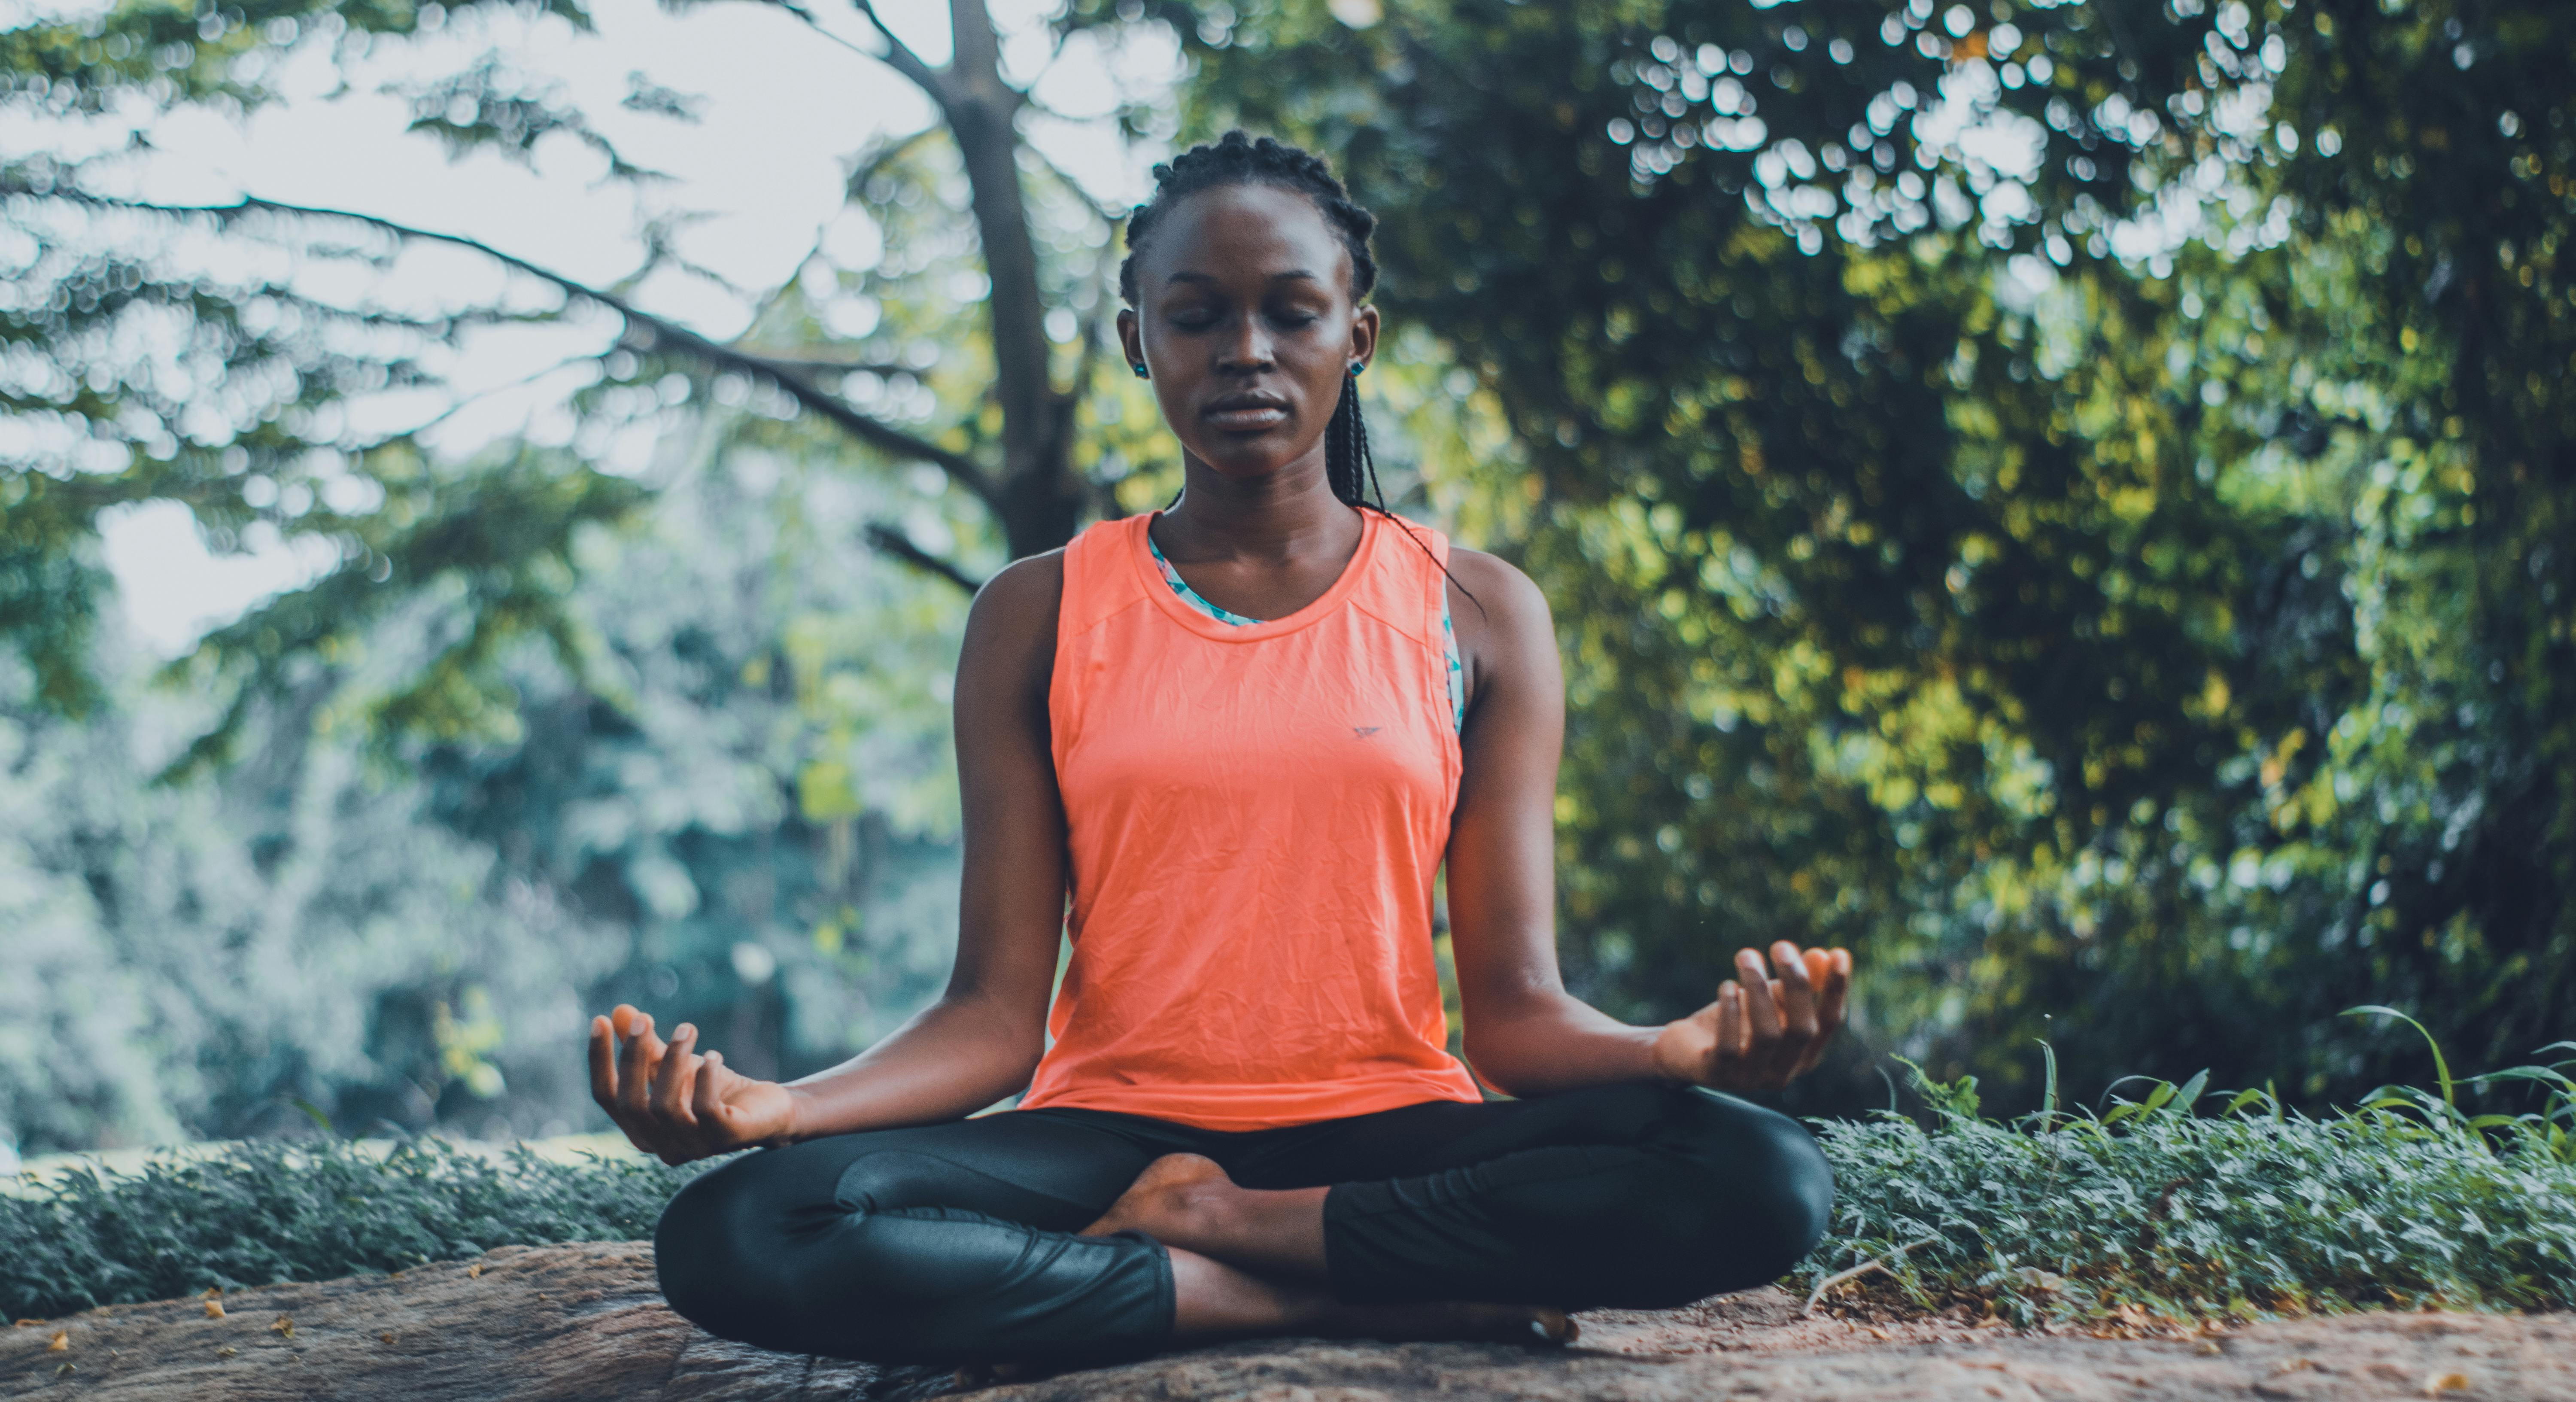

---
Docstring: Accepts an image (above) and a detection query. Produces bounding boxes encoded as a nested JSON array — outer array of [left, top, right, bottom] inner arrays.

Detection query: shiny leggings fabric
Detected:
[[653, 1081, 1832, 1367]]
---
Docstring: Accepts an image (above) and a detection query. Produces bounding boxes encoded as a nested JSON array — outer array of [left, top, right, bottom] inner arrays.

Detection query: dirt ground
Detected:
[[4, 1241, 2567, 1401]]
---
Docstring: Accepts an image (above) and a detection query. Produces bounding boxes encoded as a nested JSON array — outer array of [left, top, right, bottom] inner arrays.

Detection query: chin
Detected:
[[1185, 438, 1307, 479]]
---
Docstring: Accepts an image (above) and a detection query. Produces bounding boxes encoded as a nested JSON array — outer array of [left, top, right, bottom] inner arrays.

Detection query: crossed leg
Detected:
[[652, 1082, 1827, 1368]]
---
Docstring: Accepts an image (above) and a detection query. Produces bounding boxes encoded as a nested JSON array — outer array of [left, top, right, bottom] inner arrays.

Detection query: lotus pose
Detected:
[[589, 131, 1851, 1370]]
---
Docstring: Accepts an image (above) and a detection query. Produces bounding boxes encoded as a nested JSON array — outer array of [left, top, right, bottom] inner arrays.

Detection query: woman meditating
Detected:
[[587, 131, 1851, 1369]]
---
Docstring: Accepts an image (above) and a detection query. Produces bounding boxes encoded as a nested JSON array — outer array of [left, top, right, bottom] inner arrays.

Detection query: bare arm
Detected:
[[1440, 550, 1850, 1099], [589, 552, 1072, 1162]]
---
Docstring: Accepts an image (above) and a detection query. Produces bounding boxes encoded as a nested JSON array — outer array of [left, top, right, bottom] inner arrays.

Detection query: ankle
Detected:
[[1156, 1176, 1242, 1245]]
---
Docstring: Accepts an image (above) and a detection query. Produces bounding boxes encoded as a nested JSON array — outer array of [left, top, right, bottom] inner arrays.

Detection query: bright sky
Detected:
[[46, 0, 1176, 653]]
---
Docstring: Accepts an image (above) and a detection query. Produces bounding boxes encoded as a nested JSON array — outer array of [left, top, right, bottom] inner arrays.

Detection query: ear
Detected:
[[1349, 304, 1381, 371], [1116, 308, 1145, 374]]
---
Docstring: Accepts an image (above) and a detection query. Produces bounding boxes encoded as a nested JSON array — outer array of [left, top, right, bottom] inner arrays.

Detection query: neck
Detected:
[[1158, 448, 1359, 562]]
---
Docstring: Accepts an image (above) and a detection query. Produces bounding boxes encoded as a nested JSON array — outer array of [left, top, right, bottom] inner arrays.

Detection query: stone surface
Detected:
[[4, 1241, 2568, 1401]]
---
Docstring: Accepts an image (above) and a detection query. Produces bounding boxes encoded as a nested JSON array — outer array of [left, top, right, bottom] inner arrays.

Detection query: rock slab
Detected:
[[4, 1242, 2568, 1401]]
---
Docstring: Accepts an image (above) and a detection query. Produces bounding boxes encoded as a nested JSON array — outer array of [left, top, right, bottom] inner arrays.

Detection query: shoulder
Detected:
[[1444, 546, 1554, 643], [959, 550, 1064, 694], [1443, 547, 1560, 721], [971, 548, 1065, 623]]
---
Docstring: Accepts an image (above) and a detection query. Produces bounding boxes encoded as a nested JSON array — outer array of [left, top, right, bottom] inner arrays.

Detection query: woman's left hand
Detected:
[[1649, 942, 1852, 1093]]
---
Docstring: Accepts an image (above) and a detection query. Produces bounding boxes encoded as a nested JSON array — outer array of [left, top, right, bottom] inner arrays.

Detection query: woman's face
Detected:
[[1117, 183, 1379, 483]]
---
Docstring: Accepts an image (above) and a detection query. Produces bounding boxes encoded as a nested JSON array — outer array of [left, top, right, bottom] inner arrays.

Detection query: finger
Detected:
[[692, 1048, 728, 1133], [652, 1025, 701, 1128], [587, 1015, 620, 1111], [1815, 949, 1852, 1036], [1771, 940, 1820, 1040], [1788, 950, 1856, 1080], [1738, 953, 1784, 1044], [1715, 981, 1746, 1069], [616, 1010, 661, 1119]]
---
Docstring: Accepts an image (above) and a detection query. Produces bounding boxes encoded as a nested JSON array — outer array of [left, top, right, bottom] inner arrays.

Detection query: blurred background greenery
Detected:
[[3, 0, 2568, 1156]]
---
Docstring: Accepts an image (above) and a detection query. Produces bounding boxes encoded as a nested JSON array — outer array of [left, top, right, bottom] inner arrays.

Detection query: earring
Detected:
[[1349, 359, 1366, 376], [1132, 363, 1149, 379]]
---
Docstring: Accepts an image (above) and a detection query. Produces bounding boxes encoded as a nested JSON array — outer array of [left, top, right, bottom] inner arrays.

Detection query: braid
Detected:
[[1123, 130, 1478, 612]]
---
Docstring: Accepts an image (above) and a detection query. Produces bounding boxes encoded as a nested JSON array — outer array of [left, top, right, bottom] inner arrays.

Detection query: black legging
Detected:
[[653, 1080, 1831, 1367]]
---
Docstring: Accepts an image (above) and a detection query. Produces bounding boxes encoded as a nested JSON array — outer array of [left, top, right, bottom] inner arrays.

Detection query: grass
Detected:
[[0, 1137, 707, 1320], [6, 1011, 2571, 1329], [1801, 1014, 2576, 1331]]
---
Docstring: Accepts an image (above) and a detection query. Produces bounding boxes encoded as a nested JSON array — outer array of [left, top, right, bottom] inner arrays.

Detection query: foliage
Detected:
[[1177, 0, 2576, 1112], [0, 628, 634, 1154], [0, 1137, 705, 1322], [405, 391, 978, 1092], [1804, 1037, 2576, 1329], [0, 0, 1136, 1152], [11, 0, 2576, 1162], [0, 412, 976, 1155], [1, 0, 623, 723], [2, 0, 1163, 743]]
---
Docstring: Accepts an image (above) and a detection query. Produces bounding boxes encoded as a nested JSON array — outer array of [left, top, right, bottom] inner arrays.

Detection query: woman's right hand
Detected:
[[588, 1004, 798, 1165]]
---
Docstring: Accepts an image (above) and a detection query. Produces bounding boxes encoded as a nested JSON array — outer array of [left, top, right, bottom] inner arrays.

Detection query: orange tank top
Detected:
[[1017, 508, 1484, 1130]]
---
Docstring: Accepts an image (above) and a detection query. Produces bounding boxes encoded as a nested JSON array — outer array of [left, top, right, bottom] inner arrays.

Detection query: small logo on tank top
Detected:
[[1352, 726, 1382, 739]]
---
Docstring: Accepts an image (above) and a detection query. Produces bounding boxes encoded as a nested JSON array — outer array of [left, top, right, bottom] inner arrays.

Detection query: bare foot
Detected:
[[1080, 1153, 1234, 1241]]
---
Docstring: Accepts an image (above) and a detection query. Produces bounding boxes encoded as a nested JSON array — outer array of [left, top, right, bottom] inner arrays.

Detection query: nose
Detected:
[[1215, 311, 1274, 372]]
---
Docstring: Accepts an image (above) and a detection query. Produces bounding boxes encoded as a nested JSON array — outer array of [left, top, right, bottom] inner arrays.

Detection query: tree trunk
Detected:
[[942, 0, 1088, 564]]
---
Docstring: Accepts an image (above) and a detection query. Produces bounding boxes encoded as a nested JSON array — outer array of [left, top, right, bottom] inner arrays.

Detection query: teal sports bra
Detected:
[[1147, 528, 1467, 733]]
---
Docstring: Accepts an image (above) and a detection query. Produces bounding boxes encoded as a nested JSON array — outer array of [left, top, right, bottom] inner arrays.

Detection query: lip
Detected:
[[1206, 406, 1289, 431], [1202, 392, 1291, 432]]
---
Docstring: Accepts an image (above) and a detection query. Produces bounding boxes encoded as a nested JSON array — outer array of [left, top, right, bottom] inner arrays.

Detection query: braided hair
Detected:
[[1119, 130, 1391, 514]]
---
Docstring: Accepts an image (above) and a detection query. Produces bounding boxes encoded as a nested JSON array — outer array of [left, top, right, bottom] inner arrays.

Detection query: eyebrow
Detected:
[[1163, 270, 1324, 285]]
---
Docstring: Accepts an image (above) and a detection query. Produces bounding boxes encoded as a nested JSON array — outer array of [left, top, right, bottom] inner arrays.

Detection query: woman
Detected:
[[587, 131, 1852, 1369]]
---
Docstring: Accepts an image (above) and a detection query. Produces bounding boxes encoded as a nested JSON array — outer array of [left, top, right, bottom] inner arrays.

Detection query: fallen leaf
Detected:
[[380, 1332, 396, 1345], [2197, 1341, 2224, 1356], [217, 1346, 237, 1359], [202, 1287, 222, 1299], [269, 1315, 294, 1338], [46, 1329, 67, 1352], [468, 1263, 483, 1279], [55, 1363, 73, 1377], [2426, 1373, 2470, 1397], [204, 1300, 225, 1319]]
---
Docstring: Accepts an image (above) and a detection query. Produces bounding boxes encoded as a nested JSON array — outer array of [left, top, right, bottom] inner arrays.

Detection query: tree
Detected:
[[3, 0, 1176, 754], [0, 0, 1188, 1147], [1180, 0, 2576, 1108]]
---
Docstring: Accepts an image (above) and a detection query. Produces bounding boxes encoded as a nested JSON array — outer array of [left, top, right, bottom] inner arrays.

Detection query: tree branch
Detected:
[[863, 521, 982, 593], [844, 0, 955, 103], [41, 187, 1005, 507], [728, 351, 919, 379]]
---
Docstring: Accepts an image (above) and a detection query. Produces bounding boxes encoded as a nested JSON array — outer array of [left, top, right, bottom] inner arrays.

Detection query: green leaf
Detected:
[[2344, 1007, 2456, 1110]]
